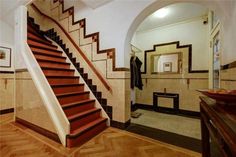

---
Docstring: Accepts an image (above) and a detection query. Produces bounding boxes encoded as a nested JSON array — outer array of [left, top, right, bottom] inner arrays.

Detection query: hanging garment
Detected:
[[130, 56, 143, 90]]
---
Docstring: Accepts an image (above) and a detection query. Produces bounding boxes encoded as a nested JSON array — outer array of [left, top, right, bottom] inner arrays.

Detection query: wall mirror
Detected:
[[151, 52, 182, 74]]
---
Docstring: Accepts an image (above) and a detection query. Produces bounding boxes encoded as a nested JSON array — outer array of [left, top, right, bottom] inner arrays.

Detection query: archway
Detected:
[[124, 0, 225, 151]]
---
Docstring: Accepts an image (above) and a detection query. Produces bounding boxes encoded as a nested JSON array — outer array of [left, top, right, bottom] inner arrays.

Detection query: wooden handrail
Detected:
[[31, 3, 112, 91]]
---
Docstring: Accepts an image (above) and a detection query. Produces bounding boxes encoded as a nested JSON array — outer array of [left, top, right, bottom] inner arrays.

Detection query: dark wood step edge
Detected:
[[56, 91, 90, 97], [28, 37, 57, 48], [62, 99, 95, 109], [41, 67, 74, 71], [68, 108, 101, 122], [28, 44, 59, 52], [67, 118, 107, 138], [46, 75, 80, 79], [51, 83, 84, 88], [35, 54, 66, 60], [37, 59, 70, 65]]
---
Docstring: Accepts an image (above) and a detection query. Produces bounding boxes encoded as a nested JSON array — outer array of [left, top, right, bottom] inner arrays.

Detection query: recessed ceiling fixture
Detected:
[[153, 8, 169, 18]]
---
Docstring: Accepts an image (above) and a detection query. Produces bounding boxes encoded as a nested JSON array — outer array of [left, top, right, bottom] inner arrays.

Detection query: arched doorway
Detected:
[[125, 0, 223, 152]]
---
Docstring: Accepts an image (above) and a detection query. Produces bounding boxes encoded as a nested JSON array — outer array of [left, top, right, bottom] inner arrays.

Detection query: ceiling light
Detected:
[[153, 8, 169, 18]]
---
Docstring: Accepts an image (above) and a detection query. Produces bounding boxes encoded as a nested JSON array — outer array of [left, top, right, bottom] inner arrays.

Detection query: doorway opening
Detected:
[[126, 2, 221, 152]]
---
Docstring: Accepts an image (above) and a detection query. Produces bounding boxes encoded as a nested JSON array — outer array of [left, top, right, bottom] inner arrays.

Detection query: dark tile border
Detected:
[[111, 119, 131, 130], [141, 41, 208, 74], [15, 69, 28, 72], [15, 117, 61, 143], [126, 123, 201, 153], [0, 108, 14, 115], [0, 71, 14, 74], [133, 103, 200, 119], [221, 60, 236, 70]]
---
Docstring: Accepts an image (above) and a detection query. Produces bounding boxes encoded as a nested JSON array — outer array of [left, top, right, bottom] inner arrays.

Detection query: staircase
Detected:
[[27, 17, 107, 147], [44, 28, 113, 119]]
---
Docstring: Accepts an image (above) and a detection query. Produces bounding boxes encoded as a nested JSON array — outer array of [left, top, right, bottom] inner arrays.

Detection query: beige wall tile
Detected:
[[15, 71, 56, 133], [0, 74, 14, 110]]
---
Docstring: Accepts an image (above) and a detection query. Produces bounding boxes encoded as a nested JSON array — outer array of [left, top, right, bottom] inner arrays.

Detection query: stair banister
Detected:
[[31, 3, 112, 92], [15, 5, 69, 146]]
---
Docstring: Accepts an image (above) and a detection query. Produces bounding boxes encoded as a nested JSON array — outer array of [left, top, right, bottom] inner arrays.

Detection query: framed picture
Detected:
[[0, 46, 11, 68], [163, 62, 172, 72]]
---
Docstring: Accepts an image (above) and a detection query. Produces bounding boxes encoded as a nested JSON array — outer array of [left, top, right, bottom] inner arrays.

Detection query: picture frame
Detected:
[[163, 62, 172, 72], [0, 46, 11, 68]]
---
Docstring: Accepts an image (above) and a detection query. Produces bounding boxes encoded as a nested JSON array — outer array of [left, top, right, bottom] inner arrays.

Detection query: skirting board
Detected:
[[0, 108, 14, 115], [15, 117, 61, 143], [111, 119, 131, 130], [133, 103, 200, 119], [0, 71, 14, 74]]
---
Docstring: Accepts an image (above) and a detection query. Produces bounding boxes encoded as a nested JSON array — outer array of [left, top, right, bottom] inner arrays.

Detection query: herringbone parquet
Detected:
[[0, 114, 200, 157]]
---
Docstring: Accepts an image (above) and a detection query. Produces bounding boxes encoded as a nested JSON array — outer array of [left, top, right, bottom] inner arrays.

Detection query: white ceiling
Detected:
[[136, 3, 208, 32], [81, 0, 112, 9]]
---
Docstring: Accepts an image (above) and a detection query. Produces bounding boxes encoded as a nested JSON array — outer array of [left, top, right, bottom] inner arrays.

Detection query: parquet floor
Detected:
[[0, 113, 201, 157]]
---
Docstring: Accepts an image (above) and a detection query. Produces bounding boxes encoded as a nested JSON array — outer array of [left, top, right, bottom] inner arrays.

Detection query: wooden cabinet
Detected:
[[200, 97, 236, 157]]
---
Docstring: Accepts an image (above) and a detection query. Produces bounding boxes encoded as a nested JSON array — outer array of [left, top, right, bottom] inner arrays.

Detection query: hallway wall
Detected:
[[0, 20, 14, 72], [132, 17, 208, 72], [62, 0, 236, 68]]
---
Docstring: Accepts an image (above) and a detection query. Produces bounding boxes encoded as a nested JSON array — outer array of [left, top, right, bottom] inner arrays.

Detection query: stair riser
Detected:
[[47, 78, 80, 84], [58, 94, 89, 104], [38, 62, 70, 69], [28, 26, 41, 37], [31, 47, 62, 55], [28, 33, 50, 44], [43, 70, 74, 76], [67, 121, 107, 147], [28, 40, 57, 50], [63, 102, 95, 117], [70, 111, 101, 131], [34, 54, 66, 62], [33, 51, 63, 58], [52, 85, 84, 94]]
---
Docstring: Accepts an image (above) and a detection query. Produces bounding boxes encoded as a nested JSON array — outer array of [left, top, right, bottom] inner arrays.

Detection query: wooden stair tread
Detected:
[[46, 75, 80, 79], [28, 36, 52, 46], [37, 59, 70, 65], [41, 67, 74, 71], [69, 118, 107, 137], [28, 38, 57, 48], [35, 53, 66, 59], [31, 47, 62, 53], [61, 99, 95, 109], [27, 27, 47, 41], [56, 91, 90, 97], [33, 50, 63, 57], [27, 32, 52, 45], [68, 108, 101, 121], [28, 44, 59, 52], [50, 83, 84, 87]]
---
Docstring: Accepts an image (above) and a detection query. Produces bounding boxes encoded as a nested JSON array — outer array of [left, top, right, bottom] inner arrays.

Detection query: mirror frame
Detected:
[[141, 41, 208, 74], [151, 52, 182, 74]]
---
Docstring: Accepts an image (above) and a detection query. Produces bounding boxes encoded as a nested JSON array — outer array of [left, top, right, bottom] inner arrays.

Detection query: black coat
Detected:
[[130, 56, 143, 90]]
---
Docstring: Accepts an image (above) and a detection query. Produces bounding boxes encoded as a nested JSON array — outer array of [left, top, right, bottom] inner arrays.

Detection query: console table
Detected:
[[200, 97, 236, 157]]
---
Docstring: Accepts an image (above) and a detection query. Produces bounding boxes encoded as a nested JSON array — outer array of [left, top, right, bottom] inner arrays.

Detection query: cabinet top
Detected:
[[200, 96, 236, 149]]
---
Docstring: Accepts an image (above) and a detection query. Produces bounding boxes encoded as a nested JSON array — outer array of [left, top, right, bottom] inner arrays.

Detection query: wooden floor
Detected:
[[0, 113, 201, 157]]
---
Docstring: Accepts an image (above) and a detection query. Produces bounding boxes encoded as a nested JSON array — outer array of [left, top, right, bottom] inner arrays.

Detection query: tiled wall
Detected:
[[28, 2, 131, 123], [136, 78, 208, 112], [220, 67, 236, 90], [0, 73, 14, 111], [135, 43, 208, 112], [15, 70, 56, 133]]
